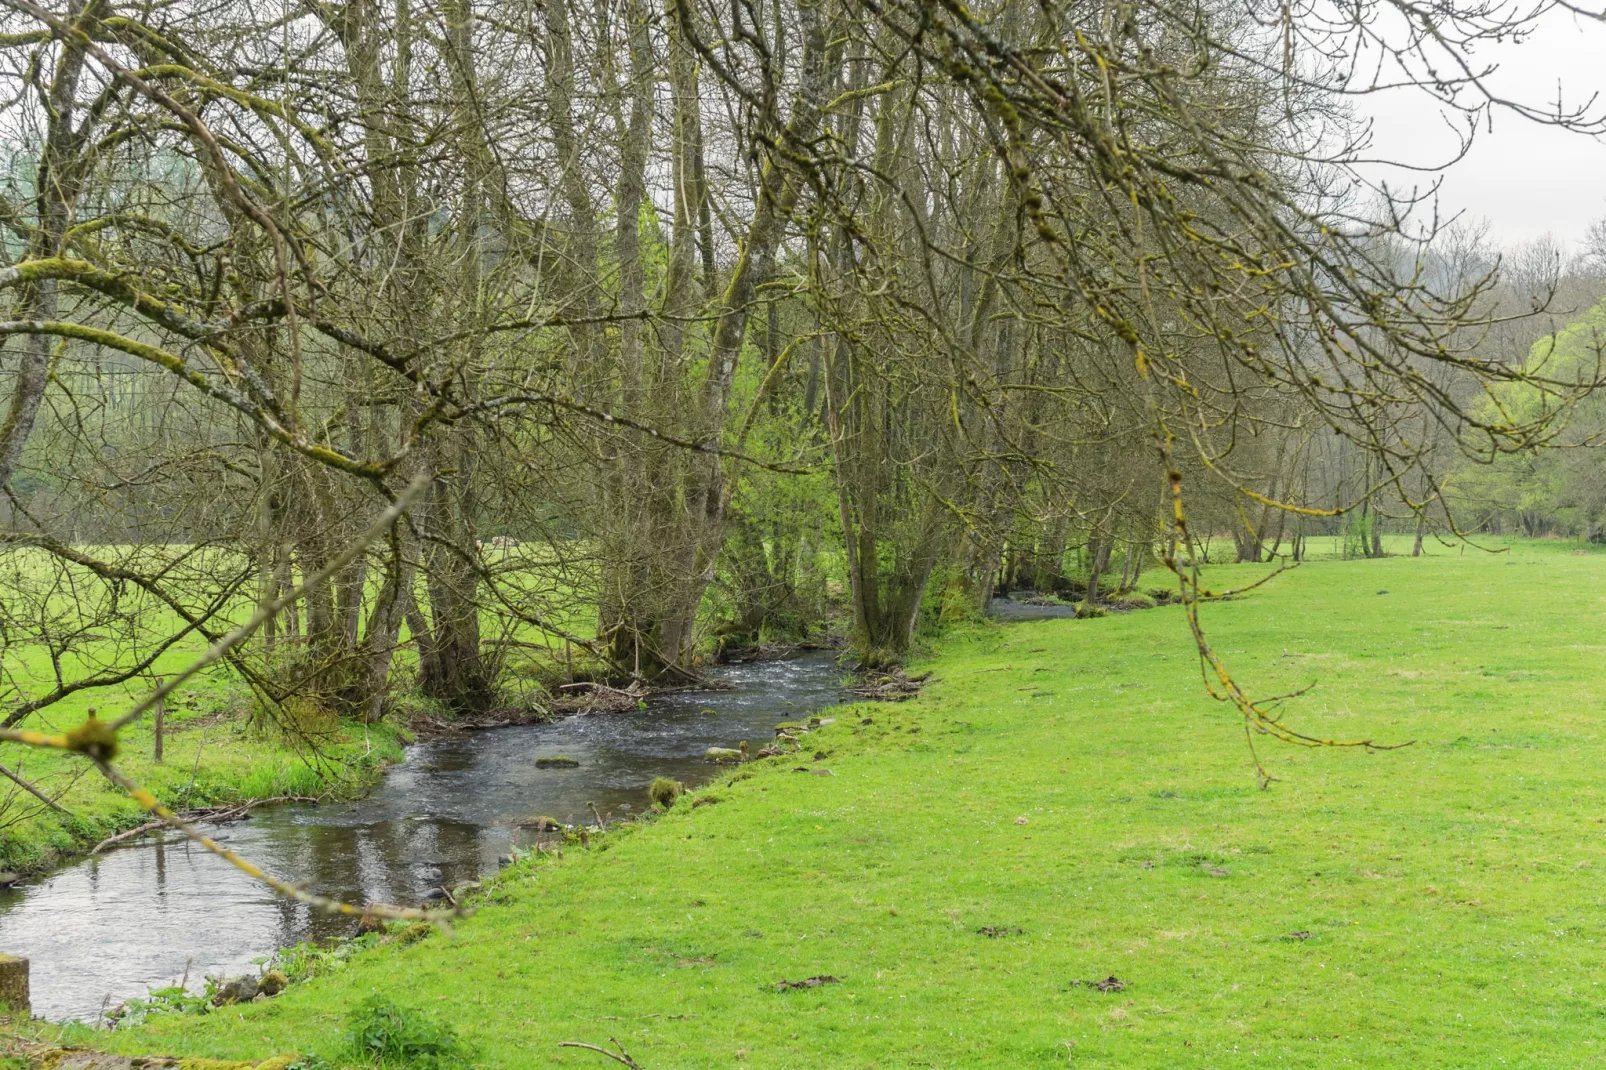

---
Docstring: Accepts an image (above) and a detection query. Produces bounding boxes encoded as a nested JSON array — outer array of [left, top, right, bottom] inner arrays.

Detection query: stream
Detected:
[[987, 593, 1079, 620], [0, 651, 848, 1022]]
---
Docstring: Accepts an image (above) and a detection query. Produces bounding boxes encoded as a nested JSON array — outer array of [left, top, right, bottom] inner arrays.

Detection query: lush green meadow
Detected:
[[75, 539, 1606, 1067]]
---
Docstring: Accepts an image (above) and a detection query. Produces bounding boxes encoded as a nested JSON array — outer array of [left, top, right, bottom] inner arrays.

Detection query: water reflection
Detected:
[[0, 651, 846, 1021]]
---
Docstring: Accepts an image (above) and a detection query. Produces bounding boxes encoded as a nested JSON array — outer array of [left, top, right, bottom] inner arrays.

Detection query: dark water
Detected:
[[0, 652, 847, 1022], [988, 594, 1079, 620]]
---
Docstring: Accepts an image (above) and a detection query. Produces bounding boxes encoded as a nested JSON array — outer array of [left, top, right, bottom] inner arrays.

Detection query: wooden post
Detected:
[[152, 684, 165, 765], [0, 954, 29, 1016]]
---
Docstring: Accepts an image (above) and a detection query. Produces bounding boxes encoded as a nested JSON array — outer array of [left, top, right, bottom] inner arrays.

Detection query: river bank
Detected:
[[0, 701, 408, 883], [0, 589, 1115, 882], [55, 541, 1606, 1067], [0, 653, 850, 1022]]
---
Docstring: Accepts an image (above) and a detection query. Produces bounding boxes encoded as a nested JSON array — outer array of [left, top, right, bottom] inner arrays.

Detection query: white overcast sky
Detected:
[[1351, 8, 1606, 253]]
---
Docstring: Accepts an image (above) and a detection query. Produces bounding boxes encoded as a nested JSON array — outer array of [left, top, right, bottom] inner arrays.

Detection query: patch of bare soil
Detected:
[[775, 975, 840, 992]]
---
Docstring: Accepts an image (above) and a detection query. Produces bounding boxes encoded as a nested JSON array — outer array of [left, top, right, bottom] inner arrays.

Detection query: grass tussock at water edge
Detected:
[[60, 540, 1606, 1066]]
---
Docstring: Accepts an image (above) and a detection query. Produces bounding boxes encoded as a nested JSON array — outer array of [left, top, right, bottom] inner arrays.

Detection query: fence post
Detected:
[[0, 954, 28, 1016], [152, 680, 165, 765]]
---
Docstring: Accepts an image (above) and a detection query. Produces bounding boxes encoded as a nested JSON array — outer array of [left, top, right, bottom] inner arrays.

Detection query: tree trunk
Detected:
[[0, 10, 93, 487]]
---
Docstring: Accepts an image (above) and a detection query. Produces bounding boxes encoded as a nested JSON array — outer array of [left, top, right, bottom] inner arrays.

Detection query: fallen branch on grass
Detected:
[[847, 670, 931, 701], [556, 1037, 645, 1068]]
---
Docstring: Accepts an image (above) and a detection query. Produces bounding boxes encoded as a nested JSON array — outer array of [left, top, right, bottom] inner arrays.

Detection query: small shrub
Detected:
[[649, 776, 682, 809], [112, 982, 213, 1026], [390, 690, 453, 725], [347, 995, 467, 1068], [274, 933, 385, 982], [275, 694, 342, 739]]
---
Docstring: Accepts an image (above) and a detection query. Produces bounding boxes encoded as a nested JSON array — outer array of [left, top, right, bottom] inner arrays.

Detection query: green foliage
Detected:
[[921, 565, 986, 635], [1342, 512, 1376, 559], [345, 996, 467, 1069], [113, 982, 215, 1026], [1452, 295, 1606, 539], [273, 934, 386, 983]]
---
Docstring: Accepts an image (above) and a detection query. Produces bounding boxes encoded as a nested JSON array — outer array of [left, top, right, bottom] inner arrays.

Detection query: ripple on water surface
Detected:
[[0, 651, 846, 1021]]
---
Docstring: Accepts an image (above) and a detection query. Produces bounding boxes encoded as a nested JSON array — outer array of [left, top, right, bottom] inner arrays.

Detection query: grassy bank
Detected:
[[73, 539, 1606, 1066], [0, 663, 405, 877]]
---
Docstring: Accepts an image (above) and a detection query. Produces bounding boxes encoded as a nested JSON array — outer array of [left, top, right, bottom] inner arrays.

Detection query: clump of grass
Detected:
[[346, 995, 467, 1068], [649, 776, 682, 809]]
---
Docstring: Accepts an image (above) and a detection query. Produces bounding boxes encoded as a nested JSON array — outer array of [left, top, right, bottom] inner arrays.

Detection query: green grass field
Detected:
[[75, 538, 1606, 1066]]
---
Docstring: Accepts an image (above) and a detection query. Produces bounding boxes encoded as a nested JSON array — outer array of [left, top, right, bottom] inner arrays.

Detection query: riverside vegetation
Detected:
[[0, 665, 404, 878], [41, 539, 1601, 1068], [1, 0, 1606, 1064]]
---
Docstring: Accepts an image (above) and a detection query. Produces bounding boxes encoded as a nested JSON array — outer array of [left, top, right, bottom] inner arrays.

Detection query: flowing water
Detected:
[[0, 651, 848, 1022], [987, 594, 1079, 620]]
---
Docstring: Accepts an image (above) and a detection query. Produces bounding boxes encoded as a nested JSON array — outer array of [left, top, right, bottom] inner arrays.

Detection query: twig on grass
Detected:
[[557, 1037, 645, 1068]]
